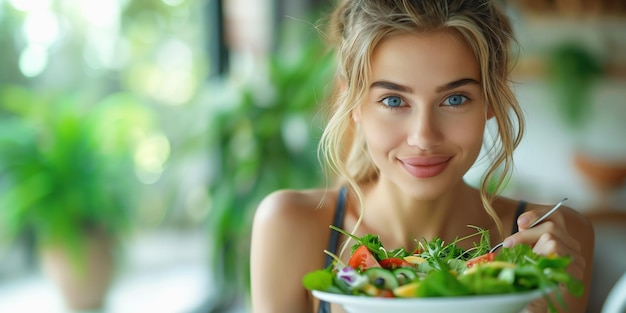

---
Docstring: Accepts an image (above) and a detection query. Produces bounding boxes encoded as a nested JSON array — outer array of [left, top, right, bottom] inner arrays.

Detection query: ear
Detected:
[[339, 79, 347, 91], [486, 107, 495, 120], [352, 107, 362, 123]]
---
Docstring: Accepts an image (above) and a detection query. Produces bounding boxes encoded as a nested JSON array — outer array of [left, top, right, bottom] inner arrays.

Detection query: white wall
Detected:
[[466, 14, 626, 213], [509, 78, 626, 211]]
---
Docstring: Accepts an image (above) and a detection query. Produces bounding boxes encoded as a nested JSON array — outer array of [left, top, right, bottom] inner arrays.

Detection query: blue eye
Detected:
[[443, 94, 467, 106], [381, 96, 404, 107]]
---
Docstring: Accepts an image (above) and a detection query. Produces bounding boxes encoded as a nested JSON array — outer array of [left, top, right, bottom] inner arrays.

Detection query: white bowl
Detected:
[[312, 289, 547, 313]]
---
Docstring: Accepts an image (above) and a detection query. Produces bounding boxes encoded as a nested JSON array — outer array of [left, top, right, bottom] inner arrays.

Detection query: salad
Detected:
[[303, 225, 584, 312]]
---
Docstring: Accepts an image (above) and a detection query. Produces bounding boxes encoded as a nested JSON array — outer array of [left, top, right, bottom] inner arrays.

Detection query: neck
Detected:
[[353, 180, 486, 252]]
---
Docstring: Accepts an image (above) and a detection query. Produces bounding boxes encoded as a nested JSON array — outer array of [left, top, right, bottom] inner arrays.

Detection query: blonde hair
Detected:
[[318, 0, 525, 240]]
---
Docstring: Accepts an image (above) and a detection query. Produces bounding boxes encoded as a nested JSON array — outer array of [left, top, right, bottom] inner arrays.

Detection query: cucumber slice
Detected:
[[364, 268, 399, 290], [393, 267, 417, 285]]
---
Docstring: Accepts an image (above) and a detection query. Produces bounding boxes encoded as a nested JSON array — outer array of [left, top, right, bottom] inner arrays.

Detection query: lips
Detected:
[[399, 156, 452, 178]]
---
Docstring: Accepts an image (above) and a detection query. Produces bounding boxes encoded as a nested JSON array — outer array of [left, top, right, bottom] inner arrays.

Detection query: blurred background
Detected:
[[0, 0, 624, 313]]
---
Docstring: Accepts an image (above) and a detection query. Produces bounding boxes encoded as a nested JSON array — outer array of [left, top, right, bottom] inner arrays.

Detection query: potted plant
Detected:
[[203, 21, 335, 310], [545, 43, 626, 204], [0, 86, 155, 311], [545, 42, 604, 133]]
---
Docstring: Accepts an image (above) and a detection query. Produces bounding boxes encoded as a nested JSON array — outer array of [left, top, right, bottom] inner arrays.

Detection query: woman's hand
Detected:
[[503, 207, 585, 280], [502, 205, 594, 313]]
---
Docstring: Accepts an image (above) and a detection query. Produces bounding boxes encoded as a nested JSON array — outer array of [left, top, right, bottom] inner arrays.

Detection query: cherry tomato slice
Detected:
[[379, 257, 413, 270], [348, 245, 382, 271], [466, 252, 495, 268]]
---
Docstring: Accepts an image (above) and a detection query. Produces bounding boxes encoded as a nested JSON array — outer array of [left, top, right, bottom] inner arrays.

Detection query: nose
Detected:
[[406, 110, 443, 150]]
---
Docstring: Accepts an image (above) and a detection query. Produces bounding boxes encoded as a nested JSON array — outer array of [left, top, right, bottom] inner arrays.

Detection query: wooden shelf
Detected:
[[510, 56, 626, 80], [510, 0, 626, 17]]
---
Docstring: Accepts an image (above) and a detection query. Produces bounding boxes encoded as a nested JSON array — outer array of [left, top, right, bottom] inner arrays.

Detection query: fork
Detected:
[[489, 197, 568, 253]]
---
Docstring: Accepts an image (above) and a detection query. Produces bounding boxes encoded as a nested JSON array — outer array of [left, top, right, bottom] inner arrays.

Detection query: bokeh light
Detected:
[[18, 44, 47, 77]]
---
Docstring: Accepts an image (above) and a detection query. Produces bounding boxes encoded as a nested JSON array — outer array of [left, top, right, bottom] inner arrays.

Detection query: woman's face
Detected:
[[353, 30, 489, 199]]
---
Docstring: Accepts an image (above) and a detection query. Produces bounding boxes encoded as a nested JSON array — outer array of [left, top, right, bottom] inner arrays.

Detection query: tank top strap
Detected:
[[318, 186, 348, 313], [324, 186, 348, 267], [511, 200, 527, 234]]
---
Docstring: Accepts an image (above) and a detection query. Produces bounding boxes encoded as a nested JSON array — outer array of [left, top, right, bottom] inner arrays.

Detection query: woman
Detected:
[[250, 1, 594, 312]]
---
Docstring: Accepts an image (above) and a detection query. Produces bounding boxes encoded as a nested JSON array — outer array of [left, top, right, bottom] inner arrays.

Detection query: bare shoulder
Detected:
[[251, 188, 339, 257], [254, 188, 336, 227], [250, 188, 340, 312]]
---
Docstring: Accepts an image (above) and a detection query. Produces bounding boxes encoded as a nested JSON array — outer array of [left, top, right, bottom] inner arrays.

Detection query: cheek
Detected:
[[446, 116, 486, 153], [360, 116, 404, 156]]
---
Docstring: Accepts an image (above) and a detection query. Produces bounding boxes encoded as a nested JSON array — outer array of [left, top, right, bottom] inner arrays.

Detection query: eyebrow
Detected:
[[370, 78, 480, 93], [435, 78, 481, 92], [370, 81, 413, 93]]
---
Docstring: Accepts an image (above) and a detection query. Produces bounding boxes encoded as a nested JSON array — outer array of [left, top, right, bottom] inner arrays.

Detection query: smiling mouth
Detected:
[[399, 156, 452, 178]]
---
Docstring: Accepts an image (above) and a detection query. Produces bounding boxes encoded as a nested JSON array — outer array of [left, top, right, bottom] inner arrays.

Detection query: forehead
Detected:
[[369, 30, 480, 89]]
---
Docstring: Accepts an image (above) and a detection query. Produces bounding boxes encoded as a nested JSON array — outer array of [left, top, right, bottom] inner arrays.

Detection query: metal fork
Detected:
[[489, 197, 568, 253]]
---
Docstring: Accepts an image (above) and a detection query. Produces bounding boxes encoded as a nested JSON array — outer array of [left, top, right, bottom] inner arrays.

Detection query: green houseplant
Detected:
[[545, 43, 626, 203], [0, 86, 155, 311], [204, 22, 335, 311], [545, 42, 604, 132]]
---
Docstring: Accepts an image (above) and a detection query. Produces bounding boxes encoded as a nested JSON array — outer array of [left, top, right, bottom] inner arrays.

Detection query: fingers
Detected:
[[531, 226, 585, 280], [504, 220, 576, 252], [517, 208, 566, 231], [531, 221, 581, 254], [501, 208, 586, 281]]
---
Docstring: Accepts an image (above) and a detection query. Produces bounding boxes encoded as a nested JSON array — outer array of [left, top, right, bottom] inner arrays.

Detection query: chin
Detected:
[[400, 170, 467, 200]]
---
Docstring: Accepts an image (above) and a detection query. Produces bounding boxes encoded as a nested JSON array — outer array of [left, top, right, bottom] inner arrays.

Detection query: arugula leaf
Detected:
[[415, 225, 492, 268], [416, 237, 465, 271], [388, 247, 410, 259], [538, 256, 571, 269], [510, 265, 542, 291], [544, 268, 585, 297], [463, 225, 491, 259], [447, 259, 468, 274], [329, 225, 389, 260], [495, 244, 538, 265], [353, 234, 387, 260]]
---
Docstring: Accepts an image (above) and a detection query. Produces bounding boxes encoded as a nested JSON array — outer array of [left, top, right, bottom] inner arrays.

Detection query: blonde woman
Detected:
[[250, 1, 593, 312]]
